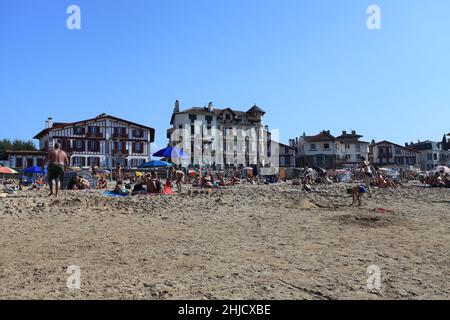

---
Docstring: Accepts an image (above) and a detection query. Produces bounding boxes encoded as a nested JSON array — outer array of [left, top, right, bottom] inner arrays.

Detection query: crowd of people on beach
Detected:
[[1, 143, 449, 201]]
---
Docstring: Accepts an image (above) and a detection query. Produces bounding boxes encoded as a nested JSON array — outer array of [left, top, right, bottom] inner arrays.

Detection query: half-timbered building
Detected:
[[33, 114, 155, 169]]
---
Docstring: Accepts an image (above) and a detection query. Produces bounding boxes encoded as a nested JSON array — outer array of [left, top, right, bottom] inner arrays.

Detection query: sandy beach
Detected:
[[0, 182, 448, 300]]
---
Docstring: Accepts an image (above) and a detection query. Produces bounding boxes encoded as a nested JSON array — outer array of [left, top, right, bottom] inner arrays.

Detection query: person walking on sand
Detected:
[[41, 143, 69, 197], [172, 167, 185, 193], [358, 157, 373, 195]]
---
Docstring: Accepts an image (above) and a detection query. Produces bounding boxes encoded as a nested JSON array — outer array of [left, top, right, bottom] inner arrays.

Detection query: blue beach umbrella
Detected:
[[23, 166, 47, 174], [139, 160, 174, 168], [152, 147, 188, 159]]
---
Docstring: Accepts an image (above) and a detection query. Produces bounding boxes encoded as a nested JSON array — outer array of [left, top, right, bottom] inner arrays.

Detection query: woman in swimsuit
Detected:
[[358, 157, 373, 194]]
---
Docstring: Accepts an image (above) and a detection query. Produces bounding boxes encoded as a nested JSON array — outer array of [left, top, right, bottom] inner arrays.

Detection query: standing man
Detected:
[[172, 167, 185, 193], [41, 143, 69, 197]]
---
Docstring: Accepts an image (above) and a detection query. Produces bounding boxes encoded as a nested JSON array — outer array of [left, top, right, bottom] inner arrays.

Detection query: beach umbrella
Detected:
[[0, 167, 18, 174], [23, 166, 47, 174], [139, 160, 174, 168], [153, 146, 188, 159]]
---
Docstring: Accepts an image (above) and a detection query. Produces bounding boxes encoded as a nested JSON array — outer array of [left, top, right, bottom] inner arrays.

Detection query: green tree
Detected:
[[0, 139, 37, 160]]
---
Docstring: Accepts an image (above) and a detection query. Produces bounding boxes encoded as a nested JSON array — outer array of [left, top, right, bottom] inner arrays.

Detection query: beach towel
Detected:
[[103, 191, 129, 197]]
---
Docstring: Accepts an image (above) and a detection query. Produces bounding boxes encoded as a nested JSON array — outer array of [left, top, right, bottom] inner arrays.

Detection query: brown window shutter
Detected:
[[122, 142, 127, 153], [132, 142, 136, 153], [114, 142, 118, 153], [82, 140, 86, 152], [96, 141, 100, 152], [140, 142, 144, 154]]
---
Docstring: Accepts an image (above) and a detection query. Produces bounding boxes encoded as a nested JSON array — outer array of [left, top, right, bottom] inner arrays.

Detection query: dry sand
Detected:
[[0, 182, 449, 299]]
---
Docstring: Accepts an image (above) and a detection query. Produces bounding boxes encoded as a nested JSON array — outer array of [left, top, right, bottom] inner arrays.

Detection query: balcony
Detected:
[[113, 150, 129, 156], [86, 132, 104, 138], [113, 134, 129, 140]]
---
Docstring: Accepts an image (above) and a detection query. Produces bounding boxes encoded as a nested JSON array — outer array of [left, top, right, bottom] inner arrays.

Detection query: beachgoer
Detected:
[[114, 163, 122, 181], [172, 168, 185, 192], [41, 143, 69, 197], [112, 180, 130, 196], [358, 157, 373, 195]]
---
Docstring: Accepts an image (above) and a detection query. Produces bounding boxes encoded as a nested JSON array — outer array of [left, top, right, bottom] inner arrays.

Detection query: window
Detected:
[[74, 140, 84, 152], [310, 143, 317, 151], [433, 153, 438, 160], [225, 114, 231, 120], [178, 125, 183, 129], [72, 157, 85, 167], [324, 143, 330, 150], [344, 144, 350, 149], [191, 125, 195, 135], [427, 153, 432, 160], [74, 126, 84, 135], [205, 116, 213, 125], [189, 114, 197, 123], [16, 157, 23, 168], [133, 129, 143, 138]]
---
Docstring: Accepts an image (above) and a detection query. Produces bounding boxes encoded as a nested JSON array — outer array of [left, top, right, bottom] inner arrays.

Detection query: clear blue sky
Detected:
[[1, 0, 449, 149]]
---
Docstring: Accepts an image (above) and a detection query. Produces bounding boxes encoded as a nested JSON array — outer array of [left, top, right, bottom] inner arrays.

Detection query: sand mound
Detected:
[[288, 199, 318, 210]]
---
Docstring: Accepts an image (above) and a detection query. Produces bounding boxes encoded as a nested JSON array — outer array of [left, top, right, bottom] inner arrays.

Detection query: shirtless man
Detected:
[[172, 168, 185, 192], [41, 143, 69, 197]]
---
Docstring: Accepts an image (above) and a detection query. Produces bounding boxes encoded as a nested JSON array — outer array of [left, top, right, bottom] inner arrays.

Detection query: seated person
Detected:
[[112, 181, 130, 196], [67, 174, 79, 190], [98, 175, 108, 189], [76, 177, 90, 190]]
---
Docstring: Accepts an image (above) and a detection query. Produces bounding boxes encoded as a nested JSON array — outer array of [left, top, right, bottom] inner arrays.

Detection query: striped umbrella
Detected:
[[0, 167, 18, 174]]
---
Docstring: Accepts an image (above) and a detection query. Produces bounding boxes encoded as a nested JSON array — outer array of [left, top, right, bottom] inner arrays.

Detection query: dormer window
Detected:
[[226, 114, 231, 120]]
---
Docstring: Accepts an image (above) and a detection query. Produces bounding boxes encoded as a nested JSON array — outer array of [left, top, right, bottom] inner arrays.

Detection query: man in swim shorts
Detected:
[[42, 143, 69, 197]]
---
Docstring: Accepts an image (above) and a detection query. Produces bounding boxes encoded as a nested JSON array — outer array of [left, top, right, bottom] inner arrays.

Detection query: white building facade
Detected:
[[406, 140, 450, 171], [335, 130, 370, 168], [167, 101, 272, 169]]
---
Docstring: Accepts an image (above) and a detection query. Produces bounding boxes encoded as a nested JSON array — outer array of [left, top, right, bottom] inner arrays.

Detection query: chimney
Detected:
[[208, 102, 214, 112], [45, 117, 53, 129], [405, 143, 408, 147], [327, 130, 330, 134], [173, 100, 180, 113], [351, 130, 356, 135], [342, 130, 347, 135]]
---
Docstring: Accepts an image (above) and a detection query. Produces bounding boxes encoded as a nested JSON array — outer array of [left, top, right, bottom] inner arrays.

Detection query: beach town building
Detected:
[[271, 141, 296, 168], [289, 131, 337, 169], [167, 100, 270, 169], [31, 114, 155, 169], [406, 136, 450, 171], [335, 130, 370, 169], [5, 150, 46, 169], [369, 140, 419, 169]]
